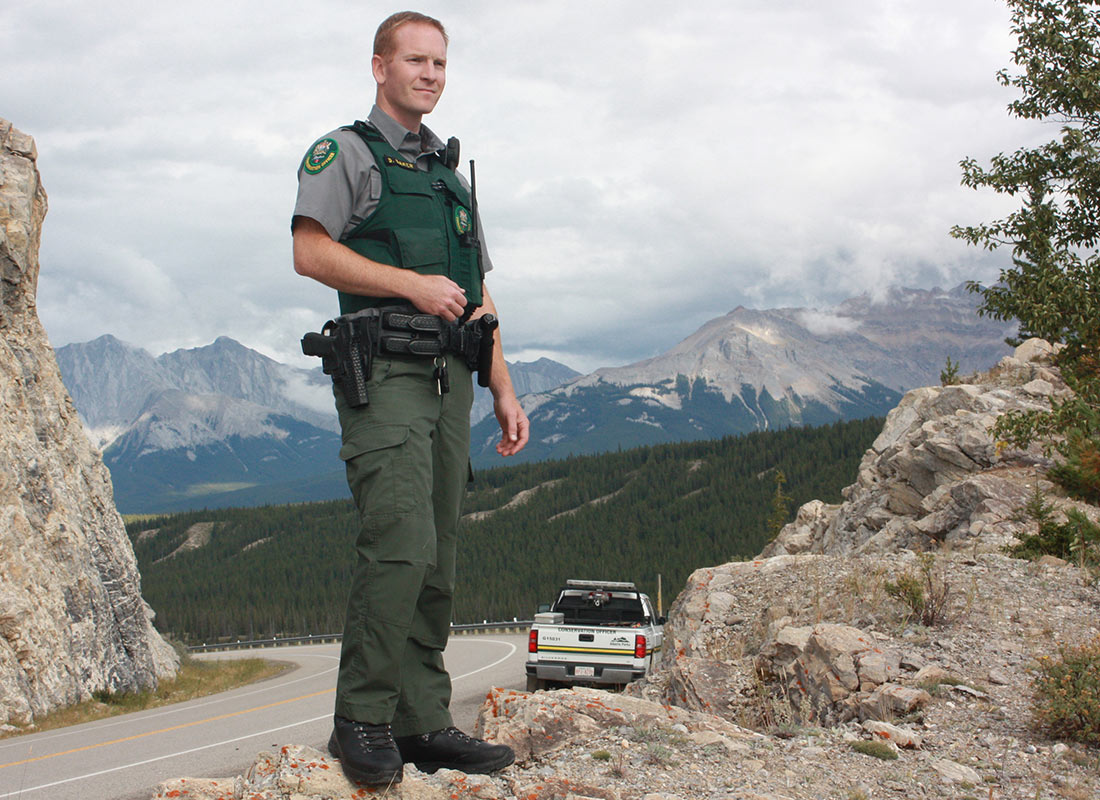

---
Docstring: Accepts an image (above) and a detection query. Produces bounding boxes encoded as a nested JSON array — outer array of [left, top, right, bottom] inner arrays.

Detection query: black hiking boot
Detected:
[[327, 715, 403, 786], [395, 726, 514, 774]]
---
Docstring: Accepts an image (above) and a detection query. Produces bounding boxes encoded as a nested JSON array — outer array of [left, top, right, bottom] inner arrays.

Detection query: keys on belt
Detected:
[[434, 356, 450, 395]]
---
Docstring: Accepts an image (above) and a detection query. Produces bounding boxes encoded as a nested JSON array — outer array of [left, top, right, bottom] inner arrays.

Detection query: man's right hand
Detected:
[[293, 217, 467, 320], [406, 273, 467, 322]]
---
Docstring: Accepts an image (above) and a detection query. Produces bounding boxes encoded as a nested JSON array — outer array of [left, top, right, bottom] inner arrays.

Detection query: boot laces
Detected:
[[353, 722, 394, 751]]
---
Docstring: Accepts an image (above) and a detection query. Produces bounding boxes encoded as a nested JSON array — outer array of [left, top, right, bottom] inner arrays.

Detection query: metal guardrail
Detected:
[[187, 620, 534, 653]]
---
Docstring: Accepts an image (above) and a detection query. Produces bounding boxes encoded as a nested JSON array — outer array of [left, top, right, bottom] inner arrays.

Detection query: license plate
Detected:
[[575, 666, 595, 677]]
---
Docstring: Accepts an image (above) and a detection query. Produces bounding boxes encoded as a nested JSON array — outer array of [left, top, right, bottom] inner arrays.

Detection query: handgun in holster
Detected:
[[301, 315, 373, 408]]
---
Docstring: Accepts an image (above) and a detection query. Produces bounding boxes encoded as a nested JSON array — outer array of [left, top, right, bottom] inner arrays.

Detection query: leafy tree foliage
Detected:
[[952, 0, 1100, 487]]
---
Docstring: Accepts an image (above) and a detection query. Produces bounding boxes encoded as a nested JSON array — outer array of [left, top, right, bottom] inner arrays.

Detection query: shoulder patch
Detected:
[[302, 138, 339, 174]]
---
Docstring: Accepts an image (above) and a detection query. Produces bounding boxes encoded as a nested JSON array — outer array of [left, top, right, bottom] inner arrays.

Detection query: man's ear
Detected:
[[371, 53, 386, 85]]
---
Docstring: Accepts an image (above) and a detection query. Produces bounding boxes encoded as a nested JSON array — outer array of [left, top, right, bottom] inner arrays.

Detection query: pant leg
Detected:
[[332, 356, 474, 729], [393, 357, 473, 736], [333, 356, 442, 724]]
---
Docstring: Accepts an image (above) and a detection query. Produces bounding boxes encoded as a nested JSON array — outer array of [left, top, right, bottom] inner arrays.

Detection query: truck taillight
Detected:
[[529, 629, 538, 653], [635, 634, 646, 659]]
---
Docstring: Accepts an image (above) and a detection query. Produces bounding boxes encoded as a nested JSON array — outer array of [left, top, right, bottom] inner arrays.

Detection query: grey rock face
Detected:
[[763, 339, 1071, 557], [0, 119, 177, 725]]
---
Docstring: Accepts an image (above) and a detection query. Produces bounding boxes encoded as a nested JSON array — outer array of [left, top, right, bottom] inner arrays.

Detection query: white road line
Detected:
[[450, 639, 517, 680], [1, 637, 520, 798], [0, 713, 333, 798], [0, 655, 339, 754]]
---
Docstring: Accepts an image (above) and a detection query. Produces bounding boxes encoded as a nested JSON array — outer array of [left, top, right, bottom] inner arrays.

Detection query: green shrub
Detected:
[[1033, 635, 1100, 746], [884, 553, 952, 626], [1010, 486, 1100, 567], [851, 740, 898, 760], [940, 356, 961, 386], [591, 750, 612, 761], [1049, 433, 1100, 504]]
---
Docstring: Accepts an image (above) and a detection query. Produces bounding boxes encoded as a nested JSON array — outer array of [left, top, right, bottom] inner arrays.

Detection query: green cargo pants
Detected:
[[332, 353, 473, 737]]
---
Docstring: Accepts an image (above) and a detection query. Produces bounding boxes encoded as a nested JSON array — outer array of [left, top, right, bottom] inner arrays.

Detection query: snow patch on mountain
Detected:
[[123, 391, 294, 453]]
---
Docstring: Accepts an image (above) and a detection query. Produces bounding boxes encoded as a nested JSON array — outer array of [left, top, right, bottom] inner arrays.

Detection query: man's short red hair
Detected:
[[374, 11, 448, 58]]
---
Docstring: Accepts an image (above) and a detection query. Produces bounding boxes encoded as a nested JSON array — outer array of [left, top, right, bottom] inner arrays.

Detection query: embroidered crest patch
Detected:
[[454, 205, 472, 235], [303, 138, 338, 174]]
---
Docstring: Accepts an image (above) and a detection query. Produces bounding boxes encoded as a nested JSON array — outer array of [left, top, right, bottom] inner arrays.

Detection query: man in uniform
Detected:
[[291, 11, 529, 787]]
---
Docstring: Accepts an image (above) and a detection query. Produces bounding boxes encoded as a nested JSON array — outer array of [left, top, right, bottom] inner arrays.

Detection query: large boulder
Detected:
[[476, 686, 758, 762], [755, 622, 928, 725], [0, 119, 177, 725], [763, 339, 1075, 557]]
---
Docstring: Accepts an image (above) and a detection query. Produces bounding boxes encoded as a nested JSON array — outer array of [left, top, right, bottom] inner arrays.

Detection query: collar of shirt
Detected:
[[367, 105, 445, 166]]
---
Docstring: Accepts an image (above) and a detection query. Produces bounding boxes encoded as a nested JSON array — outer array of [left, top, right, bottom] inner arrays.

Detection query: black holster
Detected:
[[474, 314, 498, 388], [300, 313, 375, 408]]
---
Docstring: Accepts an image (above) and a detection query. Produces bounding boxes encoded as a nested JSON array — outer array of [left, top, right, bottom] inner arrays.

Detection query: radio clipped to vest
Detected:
[[301, 307, 498, 406]]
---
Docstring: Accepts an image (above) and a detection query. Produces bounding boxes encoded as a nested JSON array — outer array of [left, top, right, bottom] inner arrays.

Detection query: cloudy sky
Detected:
[[5, 0, 1045, 373]]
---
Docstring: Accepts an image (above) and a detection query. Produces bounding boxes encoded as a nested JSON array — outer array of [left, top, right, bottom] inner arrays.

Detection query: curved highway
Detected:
[[0, 633, 527, 800]]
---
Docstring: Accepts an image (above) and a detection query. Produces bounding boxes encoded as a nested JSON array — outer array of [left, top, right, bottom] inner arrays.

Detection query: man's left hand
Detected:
[[494, 395, 529, 457]]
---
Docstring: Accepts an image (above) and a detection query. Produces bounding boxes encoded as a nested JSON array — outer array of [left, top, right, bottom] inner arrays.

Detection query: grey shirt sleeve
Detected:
[[292, 128, 380, 241]]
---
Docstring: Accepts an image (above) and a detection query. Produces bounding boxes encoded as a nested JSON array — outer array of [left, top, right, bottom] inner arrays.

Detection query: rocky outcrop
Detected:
[[0, 119, 177, 726], [475, 686, 759, 762], [754, 621, 932, 725], [763, 338, 1075, 556], [151, 691, 765, 800]]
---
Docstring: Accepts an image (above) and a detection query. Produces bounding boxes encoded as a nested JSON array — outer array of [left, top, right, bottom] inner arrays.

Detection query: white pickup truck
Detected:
[[525, 580, 665, 691]]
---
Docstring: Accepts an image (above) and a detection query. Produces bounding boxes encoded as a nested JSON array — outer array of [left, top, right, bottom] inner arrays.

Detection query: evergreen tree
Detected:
[[128, 418, 883, 642], [765, 469, 793, 542], [952, 0, 1100, 492]]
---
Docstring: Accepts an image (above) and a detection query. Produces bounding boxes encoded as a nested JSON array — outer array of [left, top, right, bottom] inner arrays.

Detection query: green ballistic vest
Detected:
[[337, 121, 483, 315]]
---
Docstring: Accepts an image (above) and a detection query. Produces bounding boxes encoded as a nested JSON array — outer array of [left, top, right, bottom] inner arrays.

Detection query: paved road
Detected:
[[0, 633, 527, 800]]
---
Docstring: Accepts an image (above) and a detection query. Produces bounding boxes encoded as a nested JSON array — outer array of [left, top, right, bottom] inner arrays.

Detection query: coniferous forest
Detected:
[[127, 418, 882, 644]]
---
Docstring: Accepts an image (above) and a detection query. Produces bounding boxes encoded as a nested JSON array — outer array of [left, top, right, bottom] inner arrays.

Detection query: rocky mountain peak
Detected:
[[488, 284, 1017, 464], [0, 120, 178, 727]]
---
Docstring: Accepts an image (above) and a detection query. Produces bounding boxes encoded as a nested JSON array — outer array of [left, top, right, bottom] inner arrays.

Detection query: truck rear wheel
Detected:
[[526, 675, 548, 692]]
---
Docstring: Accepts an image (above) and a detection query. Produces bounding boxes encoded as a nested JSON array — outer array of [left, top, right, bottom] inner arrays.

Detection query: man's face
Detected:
[[372, 22, 447, 129]]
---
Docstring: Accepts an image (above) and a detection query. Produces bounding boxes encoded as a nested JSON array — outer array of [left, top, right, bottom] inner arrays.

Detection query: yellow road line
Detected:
[[0, 688, 334, 771]]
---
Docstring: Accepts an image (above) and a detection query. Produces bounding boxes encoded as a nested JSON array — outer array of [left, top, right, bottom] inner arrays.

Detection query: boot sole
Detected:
[[328, 731, 404, 786], [411, 749, 515, 775]]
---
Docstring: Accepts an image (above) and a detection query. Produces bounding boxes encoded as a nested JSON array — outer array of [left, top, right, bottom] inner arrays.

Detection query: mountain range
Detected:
[[468, 284, 1016, 463], [55, 284, 1014, 512], [54, 336, 577, 512]]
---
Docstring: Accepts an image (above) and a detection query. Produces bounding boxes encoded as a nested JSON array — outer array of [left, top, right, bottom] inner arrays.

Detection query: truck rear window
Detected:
[[553, 595, 647, 625]]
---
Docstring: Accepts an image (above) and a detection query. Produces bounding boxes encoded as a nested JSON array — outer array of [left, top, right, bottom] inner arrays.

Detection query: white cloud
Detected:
[[277, 369, 334, 417], [6, 0, 1041, 373], [796, 311, 861, 337]]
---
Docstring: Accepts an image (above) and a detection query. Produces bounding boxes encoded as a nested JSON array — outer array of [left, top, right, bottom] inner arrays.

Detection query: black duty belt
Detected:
[[301, 305, 497, 408]]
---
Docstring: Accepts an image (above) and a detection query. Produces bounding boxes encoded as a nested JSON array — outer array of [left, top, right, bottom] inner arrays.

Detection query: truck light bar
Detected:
[[565, 580, 638, 591]]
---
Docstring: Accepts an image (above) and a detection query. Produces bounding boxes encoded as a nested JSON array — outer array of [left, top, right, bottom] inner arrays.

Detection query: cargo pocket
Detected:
[[340, 423, 413, 519]]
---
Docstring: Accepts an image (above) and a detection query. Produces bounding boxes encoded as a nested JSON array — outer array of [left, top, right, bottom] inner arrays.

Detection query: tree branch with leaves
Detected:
[[953, 0, 1100, 497]]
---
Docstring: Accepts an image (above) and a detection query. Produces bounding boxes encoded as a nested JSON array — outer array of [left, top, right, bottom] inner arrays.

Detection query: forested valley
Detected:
[[128, 417, 883, 644]]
